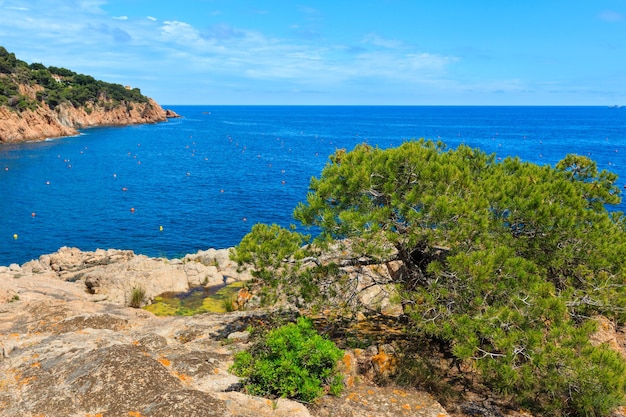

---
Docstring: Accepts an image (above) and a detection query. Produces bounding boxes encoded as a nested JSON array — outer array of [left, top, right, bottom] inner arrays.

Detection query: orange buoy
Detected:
[[130, 208, 135, 213]]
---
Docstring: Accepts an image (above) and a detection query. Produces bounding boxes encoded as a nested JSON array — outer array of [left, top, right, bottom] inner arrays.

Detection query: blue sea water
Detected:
[[1, 106, 625, 266]]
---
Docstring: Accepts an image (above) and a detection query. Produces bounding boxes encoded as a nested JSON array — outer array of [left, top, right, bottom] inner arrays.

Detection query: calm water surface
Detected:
[[1, 106, 624, 265]]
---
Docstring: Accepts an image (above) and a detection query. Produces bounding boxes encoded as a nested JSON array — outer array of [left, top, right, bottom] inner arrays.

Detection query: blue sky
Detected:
[[0, 0, 625, 105]]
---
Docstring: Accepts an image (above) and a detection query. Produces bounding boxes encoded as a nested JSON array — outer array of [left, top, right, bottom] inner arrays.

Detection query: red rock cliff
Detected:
[[0, 95, 174, 143]]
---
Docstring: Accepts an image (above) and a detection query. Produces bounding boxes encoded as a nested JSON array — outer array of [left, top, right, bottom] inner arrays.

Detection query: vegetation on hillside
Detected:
[[0, 46, 149, 112], [232, 140, 626, 416]]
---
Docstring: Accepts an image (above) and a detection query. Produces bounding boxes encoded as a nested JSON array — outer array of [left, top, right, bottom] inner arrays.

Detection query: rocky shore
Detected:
[[1, 247, 623, 417], [0, 96, 179, 143], [0, 247, 453, 417]]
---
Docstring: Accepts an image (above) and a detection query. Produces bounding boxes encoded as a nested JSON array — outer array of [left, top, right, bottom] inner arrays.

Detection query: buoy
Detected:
[[122, 187, 128, 191], [159, 226, 163, 231], [130, 208, 135, 213], [45, 181, 50, 185], [13, 234, 18, 240], [31, 212, 36, 217]]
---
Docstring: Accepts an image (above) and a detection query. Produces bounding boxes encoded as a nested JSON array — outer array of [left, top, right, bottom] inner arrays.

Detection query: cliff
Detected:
[[0, 97, 176, 143], [0, 46, 179, 143]]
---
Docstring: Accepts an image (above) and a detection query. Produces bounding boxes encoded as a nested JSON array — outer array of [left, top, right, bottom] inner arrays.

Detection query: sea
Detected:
[[1, 106, 625, 266]]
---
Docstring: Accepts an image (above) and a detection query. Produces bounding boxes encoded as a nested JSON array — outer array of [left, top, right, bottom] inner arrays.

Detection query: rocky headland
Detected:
[[0, 96, 179, 143], [0, 46, 180, 143]]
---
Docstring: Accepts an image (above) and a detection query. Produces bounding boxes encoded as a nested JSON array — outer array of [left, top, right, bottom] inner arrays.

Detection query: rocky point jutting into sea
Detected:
[[0, 46, 179, 143], [0, 96, 179, 143]]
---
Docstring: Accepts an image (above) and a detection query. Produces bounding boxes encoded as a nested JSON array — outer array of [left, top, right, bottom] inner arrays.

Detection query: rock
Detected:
[[313, 385, 450, 417], [1, 96, 169, 143], [590, 315, 626, 359], [0, 288, 18, 304], [227, 331, 250, 342], [165, 109, 181, 118], [214, 391, 312, 417], [5, 246, 251, 306], [0, 247, 456, 417]]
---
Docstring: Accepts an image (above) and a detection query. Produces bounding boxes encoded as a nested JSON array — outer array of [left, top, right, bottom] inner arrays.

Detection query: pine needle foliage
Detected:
[[233, 140, 626, 416]]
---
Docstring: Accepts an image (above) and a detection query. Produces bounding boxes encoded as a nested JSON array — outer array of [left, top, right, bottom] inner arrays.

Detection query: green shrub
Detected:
[[230, 316, 344, 402], [129, 286, 145, 308]]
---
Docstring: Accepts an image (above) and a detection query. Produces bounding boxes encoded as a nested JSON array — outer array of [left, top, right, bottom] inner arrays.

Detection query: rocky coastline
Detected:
[[0, 247, 454, 417], [1, 247, 624, 416], [0, 98, 180, 143]]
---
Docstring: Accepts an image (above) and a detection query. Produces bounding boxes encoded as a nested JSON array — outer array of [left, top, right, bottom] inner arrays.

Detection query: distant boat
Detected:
[[608, 105, 623, 108]]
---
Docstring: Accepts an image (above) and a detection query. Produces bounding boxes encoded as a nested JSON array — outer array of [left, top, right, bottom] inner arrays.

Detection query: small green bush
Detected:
[[230, 316, 344, 402], [129, 286, 145, 308]]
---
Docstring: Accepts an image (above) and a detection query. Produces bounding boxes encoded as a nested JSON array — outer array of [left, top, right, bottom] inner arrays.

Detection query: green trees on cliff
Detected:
[[232, 140, 626, 416], [0, 46, 149, 111]]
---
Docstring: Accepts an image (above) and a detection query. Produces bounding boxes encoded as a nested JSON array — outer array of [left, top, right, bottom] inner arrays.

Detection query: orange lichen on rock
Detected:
[[236, 287, 253, 308], [371, 348, 396, 376], [157, 357, 171, 367], [342, 352, 353, 372], [175, 372, 192, 384]]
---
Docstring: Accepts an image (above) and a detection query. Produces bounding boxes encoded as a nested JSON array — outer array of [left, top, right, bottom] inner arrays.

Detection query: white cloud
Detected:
[[7, 6, 28, 11], [113, 16, 128, 21], [160, 20, 202, 44], [147, 16, 157, 21]]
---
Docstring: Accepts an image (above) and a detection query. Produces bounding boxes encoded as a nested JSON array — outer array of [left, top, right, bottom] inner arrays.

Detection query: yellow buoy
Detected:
[[13, 234, 18, 240], [159, 226, 163, 232]]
